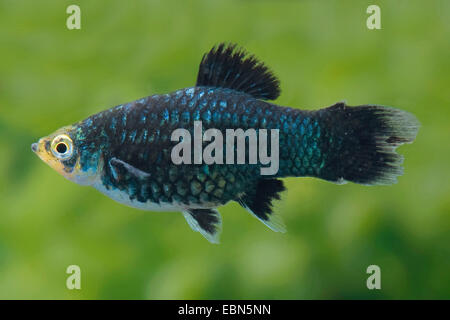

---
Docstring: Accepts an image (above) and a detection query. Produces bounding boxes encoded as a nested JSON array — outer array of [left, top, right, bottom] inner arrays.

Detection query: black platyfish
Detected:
[[31, 43, 419, 243]]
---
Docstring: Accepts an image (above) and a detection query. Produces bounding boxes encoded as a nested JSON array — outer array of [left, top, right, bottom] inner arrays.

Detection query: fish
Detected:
[[31, 43, 419, 243]]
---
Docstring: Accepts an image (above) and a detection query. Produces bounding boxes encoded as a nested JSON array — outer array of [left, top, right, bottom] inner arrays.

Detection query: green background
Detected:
[[0, 0, 449, 299]]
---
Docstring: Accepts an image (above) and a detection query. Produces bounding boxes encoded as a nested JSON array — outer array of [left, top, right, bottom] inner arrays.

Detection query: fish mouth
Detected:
[[31, 138, 49, 161]]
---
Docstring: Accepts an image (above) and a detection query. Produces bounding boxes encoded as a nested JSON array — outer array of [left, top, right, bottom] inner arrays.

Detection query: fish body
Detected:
[[75, 87, 316, 207], [32, 43, 419, 243]]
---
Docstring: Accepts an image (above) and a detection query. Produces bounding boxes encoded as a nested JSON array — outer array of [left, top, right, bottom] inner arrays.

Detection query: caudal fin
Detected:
[[318, 102, 420, 185]]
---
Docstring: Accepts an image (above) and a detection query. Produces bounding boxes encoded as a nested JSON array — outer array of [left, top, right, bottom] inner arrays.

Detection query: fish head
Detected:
[[31, 124, 101, 186]]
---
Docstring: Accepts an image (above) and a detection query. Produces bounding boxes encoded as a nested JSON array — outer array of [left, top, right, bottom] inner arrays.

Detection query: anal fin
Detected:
[[182, 208, 222, 243], [238, 179, 286, 233]]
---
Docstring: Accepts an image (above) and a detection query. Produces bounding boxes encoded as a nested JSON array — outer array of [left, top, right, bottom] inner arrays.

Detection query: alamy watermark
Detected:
[[171, 121, 279, 175], [366, 5, 381, 30], [66, 265, 81, 290], [66, 5, 81, 30], [366, 265, 381, 290]]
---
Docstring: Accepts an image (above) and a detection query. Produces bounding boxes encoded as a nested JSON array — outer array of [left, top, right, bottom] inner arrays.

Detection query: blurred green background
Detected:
[[0, 0, 449, 299]]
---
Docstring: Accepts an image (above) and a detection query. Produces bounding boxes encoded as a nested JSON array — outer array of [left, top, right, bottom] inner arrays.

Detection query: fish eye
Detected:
[[56, 143, 67, 153], [51, 134, 73, 160]]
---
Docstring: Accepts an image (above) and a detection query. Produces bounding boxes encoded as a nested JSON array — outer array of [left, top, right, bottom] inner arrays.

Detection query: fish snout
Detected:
[[31, 142, 38, 153]]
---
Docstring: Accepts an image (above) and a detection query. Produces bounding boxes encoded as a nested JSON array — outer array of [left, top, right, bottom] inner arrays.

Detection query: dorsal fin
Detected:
[[196, 43, 281, 100]]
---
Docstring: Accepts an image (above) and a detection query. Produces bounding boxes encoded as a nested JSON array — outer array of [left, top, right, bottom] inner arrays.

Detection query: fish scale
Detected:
[[81, 87, 320, 206], [32, 43, 419, 243]]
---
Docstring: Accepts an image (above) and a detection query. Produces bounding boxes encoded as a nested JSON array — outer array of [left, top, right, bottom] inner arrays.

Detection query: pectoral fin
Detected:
[[109, 157, 151, 182], [182, 208, 222, 244]]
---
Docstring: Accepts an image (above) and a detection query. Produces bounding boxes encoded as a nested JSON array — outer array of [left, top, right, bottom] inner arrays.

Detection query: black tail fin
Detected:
[[318, 102, 420, 185]]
